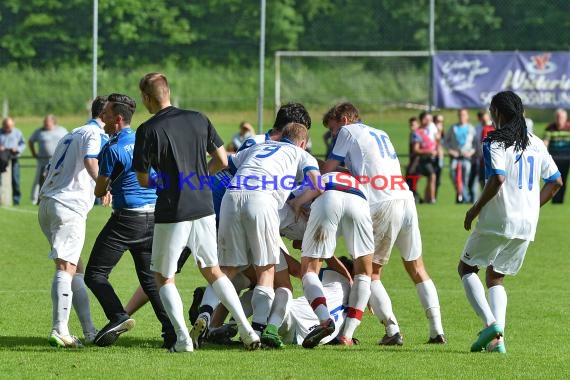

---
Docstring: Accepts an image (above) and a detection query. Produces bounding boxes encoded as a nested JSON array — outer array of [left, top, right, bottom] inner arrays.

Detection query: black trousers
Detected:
[[552, 158, 570, 204], [85, 209, 175, 343]]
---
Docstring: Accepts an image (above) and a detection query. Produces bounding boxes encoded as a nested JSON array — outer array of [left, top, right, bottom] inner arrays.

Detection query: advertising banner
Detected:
[[434, 52, 570, 109]]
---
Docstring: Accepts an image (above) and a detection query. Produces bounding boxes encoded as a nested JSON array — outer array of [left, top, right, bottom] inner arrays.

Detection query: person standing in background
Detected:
[[445, 109, 476, 203], [543, 108, 570, 203], [0, 117, 26, 205], [28, 114, 68, 204], [433, 114, 445, 199]]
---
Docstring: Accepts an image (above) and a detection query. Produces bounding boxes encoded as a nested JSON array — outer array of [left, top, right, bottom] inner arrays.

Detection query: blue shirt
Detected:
[[98, 127, 156, 209]]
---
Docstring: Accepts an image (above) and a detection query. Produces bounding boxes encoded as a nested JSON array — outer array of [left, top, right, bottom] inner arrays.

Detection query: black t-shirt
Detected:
[[133, 106, 223, 223]]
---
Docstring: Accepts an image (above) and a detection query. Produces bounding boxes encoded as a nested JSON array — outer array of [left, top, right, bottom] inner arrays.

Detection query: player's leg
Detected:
[[124, 286, 149, 315], [152, 222, 193, 352], [262, 250, 292, 348], [338, 194, 373, 345], [369, 200, 402, 345], [39, 199, 85, 348], [84, 214, 134, 347], [192, 214, 259, 350], [397, 199, 445, 343], [458, 231, 504, 352], [73, 259, 98, 343], [484, 238, 530, 353], [131, 214, 176, 349]]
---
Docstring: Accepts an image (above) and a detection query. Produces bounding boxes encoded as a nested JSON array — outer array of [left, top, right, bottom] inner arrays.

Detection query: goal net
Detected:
[[275, 51, 431, 114]]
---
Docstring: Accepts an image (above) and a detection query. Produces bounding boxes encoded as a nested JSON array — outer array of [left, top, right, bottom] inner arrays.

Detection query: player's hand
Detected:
[[102, 191, 112, 207], [464, 206, 479, 231]]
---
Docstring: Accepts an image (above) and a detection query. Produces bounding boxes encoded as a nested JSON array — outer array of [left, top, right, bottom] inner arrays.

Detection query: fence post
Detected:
[[2, 99, 8, 118], [0, 160, 13, 206]]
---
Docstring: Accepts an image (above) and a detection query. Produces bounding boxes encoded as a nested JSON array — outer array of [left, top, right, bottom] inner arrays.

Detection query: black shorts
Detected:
[[418, 156, 436, 176]]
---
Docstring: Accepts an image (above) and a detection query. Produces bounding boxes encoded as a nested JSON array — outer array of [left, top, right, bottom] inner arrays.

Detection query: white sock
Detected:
[[416, 279, 444, 338], [159, 284, 190, 343], [342, 274, 371, 340], [302, 272, 330, 323], [212, 276, 254, 333], [71, 273, 97, 335], [488, 285, 507, 332], [461, 273, 495, 327], [201, 284, 220, 313], [51, 270, 73, 336], [251, 285, 275, 326], [268, 287, 292, 327], [369, 279, 400, 336], [239, 288, 254, 318]]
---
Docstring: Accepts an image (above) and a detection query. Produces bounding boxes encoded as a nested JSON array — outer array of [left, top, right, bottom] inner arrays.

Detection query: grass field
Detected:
[[1, 111, 568, 379]]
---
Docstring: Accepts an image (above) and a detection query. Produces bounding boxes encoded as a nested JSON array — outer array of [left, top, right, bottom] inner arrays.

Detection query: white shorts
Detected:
[[302, 190, 373, 260], [38, 198, 86, 265], [152, 215, 218, 278], [276, 239, 290, 273], [218, 191, 280, 267], [370, 198, 422, 265], [460, 230, 530, 275], [279, 203, 307, 241]]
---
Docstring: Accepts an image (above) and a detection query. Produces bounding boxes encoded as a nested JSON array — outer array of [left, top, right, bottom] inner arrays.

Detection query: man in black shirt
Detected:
[[133, 72, 260, 352]]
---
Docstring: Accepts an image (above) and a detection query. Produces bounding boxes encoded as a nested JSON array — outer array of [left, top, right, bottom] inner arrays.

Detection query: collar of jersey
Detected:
[[280, 137, 295, 145]]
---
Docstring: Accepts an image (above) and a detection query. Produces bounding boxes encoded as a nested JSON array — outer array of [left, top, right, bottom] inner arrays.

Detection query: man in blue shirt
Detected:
[[84, 93, 175, 349], [0, 117, 26, 205]]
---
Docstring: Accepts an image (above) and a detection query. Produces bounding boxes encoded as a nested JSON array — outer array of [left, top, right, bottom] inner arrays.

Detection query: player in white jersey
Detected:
[[459, 91, 562, 354], [287, 171, 373, 347], [322, 102, 446, 345], [218, 123, 321, 341], [38, 96, 109, 348]]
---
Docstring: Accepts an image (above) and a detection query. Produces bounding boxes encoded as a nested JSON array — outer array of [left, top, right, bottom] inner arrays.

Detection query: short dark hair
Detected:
[[419, 111, 431, 121], [91, 96, 108, 118], [107, 93, 136, 124], [273, 102, 311, 131]]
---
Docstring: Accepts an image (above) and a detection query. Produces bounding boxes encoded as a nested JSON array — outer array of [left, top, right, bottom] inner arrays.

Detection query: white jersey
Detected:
[[237, 133, 270, 152], [477, 134, 560, 240], [228, 140, 319, 208], [39, 120, 108, 217], [330, 123, 412, 205]]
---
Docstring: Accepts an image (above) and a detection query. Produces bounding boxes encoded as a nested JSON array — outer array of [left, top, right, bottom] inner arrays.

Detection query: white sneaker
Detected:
[[169, 338, 194, 353], [84, 329, 98, 345], [48, 330, 84, 348], [240, 329, 261, 351]]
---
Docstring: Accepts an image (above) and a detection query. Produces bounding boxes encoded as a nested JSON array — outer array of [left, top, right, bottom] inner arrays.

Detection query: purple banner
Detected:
[[434, 52, 570, 109]]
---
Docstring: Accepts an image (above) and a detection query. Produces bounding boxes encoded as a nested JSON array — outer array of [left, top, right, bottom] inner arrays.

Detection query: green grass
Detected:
[[1, 162, 569, 378]]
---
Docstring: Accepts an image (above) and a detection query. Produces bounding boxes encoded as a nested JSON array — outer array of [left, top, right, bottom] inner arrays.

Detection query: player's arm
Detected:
[[325, 256, 353, 283], [288, 169, 322, 219], [84, 158, 99, 182], [540, 176, 563, 206], [208, 145, 228, 174], [94, 176, 110, 197], [133, 126, 153, 188], [28, 138, 37, 159]]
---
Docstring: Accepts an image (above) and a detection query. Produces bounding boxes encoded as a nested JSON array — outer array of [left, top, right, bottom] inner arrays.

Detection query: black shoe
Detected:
[[378, 332, 404, 346], [208, 324, 238, 345], [162, 334, 177, 350], [427, 334, 447, 344], [302, 318, 335, 349], [188, 287, 206, 325], [94, 317, 135, 347]]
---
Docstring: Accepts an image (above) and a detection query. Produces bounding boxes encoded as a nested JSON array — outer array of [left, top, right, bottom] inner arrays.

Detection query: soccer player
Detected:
[[459, 91, 562, 354], [133, 72, 259, 352], [217, 123, 321, 341], [38, 97, 108, 347], [289, 171, 374, 348], [84, 93, 176, 349], [322, 102, 446, 345]]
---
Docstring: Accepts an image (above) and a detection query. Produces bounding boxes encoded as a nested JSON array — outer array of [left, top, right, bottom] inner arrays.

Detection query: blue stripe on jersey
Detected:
[[324, 182, 366, 200], [488, 169, 506, 176], [302, 166, 319, 175], [544, 171, 561, 183], [228, 155, 238, 175], [329, 153, 345, 162], [483, 140, 494, 179], [237, 138, 256, 152]]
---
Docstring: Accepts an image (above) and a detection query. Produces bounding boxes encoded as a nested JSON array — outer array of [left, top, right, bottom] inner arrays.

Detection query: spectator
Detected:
[[226, 121, 254, 152], [476, 111, 495, 190], [0, 117, 26, 205], [405, 117, 420, 202], [412, 112, 438, 203], [28, 114, 68, 204], [543, 108, 570, 203], [433, 114, 445, 198], [445, 109, 476, 203]]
